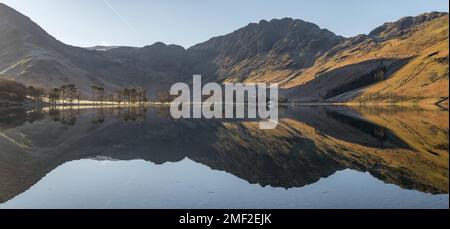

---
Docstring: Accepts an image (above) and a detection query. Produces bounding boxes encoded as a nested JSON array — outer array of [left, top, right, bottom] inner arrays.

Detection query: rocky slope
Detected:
[[0, 3, 448, 103]]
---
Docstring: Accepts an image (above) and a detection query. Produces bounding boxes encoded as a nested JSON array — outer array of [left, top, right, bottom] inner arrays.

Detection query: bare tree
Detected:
[[91, 85, 99, 104], [49, 88, 61, 105], [98, 87, 105, 104], [123, 88, 130, 104]]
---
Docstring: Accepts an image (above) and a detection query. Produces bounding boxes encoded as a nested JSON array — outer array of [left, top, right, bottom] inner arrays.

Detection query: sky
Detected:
[[1, 0, 448, 48]]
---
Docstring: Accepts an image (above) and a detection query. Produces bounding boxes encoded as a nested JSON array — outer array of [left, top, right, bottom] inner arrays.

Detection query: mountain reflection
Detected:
[[0, 105, 448, 203]]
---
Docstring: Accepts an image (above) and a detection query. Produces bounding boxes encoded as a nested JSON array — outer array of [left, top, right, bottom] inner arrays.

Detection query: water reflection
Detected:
[[0, 105, 448, 207], [44, 106, 149, 125]]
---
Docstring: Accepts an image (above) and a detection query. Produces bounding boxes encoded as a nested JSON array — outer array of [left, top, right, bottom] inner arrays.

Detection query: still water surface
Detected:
[[0, 106, 448, 208]]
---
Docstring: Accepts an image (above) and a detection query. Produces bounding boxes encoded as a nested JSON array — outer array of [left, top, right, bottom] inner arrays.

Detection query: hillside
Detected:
[[0, 3, 122, 93], [285, 12, 449, 104], [0, 3, 193, 97]]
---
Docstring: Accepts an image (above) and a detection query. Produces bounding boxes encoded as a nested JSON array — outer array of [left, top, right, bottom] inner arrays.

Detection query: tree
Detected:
[[66, 84, 77, 103], [278, 96, 289, 104], [0, 79, 27, 102], [76, 92, 82, 105], [60, 85, 68, 103], [97, 87, 105, 104], [55, 84, 78, 104], [130, 88, 137, 104], [91, 85, 99, 103], [136, 87, 147, 105], [91, 85, 105, 104], [123, 88, 131, 104], [157, 91, 176, 103], [114, 90, 124, 104], [48, 88, 61, 105], [108, 93, 114, 103], [27, 86, 45, 101]]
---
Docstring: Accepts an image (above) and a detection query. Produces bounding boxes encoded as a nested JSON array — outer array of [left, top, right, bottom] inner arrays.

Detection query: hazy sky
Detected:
[[1, 0, 448, 48]]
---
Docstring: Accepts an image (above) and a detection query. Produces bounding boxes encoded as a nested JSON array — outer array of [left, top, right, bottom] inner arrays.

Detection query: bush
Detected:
[[0, 79, 27, 102]]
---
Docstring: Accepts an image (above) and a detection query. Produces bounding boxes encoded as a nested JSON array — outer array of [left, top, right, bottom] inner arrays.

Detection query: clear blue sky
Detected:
[[1, 0, 448, 48]]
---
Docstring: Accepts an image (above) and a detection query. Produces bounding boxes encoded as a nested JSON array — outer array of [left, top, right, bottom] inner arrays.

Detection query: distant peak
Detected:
[[141, 42, 185, 51], [279, 17, 295, 22], [150, 41, 167, 47]]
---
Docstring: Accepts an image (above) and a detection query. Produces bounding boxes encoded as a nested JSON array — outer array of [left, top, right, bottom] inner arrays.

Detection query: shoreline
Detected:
[[2, 101, 448, 111]]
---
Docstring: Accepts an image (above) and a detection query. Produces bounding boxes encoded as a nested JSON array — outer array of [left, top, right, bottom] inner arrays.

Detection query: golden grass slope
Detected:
[[354, 39, 449, 105], [284, 13, 449, 105]]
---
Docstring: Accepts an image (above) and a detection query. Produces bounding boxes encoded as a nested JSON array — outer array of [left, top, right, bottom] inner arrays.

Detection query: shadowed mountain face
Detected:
[[1, 3, 448, 103], [0, 3, 194, 96], [0, 106, 448, 203], [187, 18, 343, 83]]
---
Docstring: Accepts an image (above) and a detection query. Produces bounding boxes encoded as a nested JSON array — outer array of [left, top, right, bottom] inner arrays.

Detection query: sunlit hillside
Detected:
[[285, 13, 448, 105]]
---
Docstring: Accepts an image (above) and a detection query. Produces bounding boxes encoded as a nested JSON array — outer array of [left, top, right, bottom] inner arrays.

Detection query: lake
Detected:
[[0, 105, 448, 209]]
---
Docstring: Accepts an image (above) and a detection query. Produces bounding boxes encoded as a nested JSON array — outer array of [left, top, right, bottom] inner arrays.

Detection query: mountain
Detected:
[[0, 3, 130, 94], [0, 3, 448, 104], [0, 3, 192, 97], [187, 18, 343, 83]]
